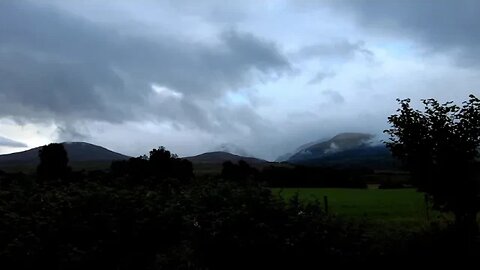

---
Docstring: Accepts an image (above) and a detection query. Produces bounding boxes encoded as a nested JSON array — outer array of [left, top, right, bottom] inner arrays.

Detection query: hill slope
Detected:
[[185, 151, 266, 165], [184, 151, 268, 175], [0, 142, 129, 170], [286, 133, 397, 169]]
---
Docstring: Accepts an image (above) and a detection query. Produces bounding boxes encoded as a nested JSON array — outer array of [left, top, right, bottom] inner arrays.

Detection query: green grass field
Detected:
[[272, 188, 450, 228]]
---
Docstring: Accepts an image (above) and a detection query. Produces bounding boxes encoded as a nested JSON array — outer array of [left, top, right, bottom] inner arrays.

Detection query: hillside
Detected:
[[0, 142, 129, 171], [184, 151, 268, 175], [185, 151, 266, 165], [284, 133, 398, 169]]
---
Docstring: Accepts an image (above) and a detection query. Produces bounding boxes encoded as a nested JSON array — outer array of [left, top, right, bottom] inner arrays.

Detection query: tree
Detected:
[[149, 146, 174, 178], [148, 146, 193, 182], [110, 146, 193, 185], [385, 95, 480, 233], [37, 143, 70, 184]]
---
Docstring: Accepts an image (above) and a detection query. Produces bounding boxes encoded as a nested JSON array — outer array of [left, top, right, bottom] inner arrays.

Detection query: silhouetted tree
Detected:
[[149, 146, 174, 178], [385, 95, 480, 233], [37, 143, 70, 184], [110, 146, 193, 185], [148, 146, 193, 183]]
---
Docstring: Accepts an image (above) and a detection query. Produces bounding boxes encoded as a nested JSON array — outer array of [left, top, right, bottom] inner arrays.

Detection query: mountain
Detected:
[[289, 133, 374, 161], [212, 143, 252, 157], [286, 133, 397, 169], [275, 138, 328, 162], [185, 151, 266, 165], [0, 142, 129, 171]]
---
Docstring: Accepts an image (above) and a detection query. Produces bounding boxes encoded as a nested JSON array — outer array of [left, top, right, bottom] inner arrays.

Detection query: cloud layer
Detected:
[[1, 0, 479, 160], [0, 136, 27, 148], [327, 0, 480, 66], [0, 1, 290, 137]]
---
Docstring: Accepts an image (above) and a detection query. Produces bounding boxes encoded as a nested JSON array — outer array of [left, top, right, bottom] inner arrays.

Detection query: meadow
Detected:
[[272, 187, 450, 229]]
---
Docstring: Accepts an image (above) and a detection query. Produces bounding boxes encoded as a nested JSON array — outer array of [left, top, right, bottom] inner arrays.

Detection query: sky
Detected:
[[0, 0, 479, 160]]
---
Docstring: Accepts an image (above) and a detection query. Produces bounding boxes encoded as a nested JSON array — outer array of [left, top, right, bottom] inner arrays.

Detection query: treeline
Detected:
[[219, 160, 369, 188], [111, 154, 370, 188], [260, 165, 370, 188]]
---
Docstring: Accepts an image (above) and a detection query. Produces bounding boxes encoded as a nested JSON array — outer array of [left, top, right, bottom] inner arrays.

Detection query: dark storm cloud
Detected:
[[326, 0, 480, 66], [0, 136, 28, 148], [0, 1, 290, 136]]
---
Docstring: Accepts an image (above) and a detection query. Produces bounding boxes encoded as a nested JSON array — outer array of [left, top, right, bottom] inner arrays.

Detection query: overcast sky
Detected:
[[0, 0, 479, 160]]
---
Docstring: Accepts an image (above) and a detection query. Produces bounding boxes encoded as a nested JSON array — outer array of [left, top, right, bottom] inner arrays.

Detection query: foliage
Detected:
[[37, 143, 70, 184], [110, 146, 193, 187], [4, 142, 478, 267], [0, 147, 366, 269], [385, 95, 480, 231]]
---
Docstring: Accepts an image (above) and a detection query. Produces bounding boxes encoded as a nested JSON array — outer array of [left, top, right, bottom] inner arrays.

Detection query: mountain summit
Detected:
[[212, 143, 252, 157], [289, 133, 374, 161]]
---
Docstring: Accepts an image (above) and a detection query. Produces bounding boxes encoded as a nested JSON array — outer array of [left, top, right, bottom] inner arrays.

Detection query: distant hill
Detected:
[[0, 142, 129, 171], [289, 133, 374, 161], [275, 137, 329, 162], [185, 151, 266, 165], [285, 133, 398, 169], [184, 151, 268, 175], [212, 143, 252, 157]]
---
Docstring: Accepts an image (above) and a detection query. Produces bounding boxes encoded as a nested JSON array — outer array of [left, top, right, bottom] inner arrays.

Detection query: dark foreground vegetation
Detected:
[[0, 95, 479, 268], [0, 146, 478, 269], [0, 147, 369, 269]]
